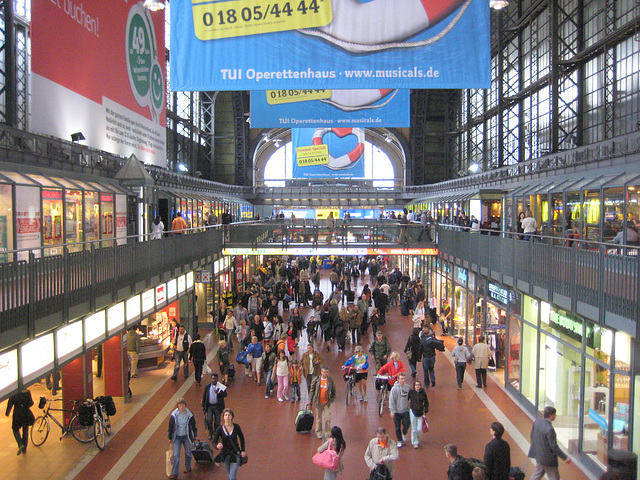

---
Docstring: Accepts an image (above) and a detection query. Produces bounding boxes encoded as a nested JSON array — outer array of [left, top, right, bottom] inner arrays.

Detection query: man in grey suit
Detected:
[[528, 406, 571, 480]]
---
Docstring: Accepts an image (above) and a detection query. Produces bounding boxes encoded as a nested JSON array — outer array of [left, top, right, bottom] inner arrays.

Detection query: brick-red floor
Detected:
[[0, 270, 593, 480]]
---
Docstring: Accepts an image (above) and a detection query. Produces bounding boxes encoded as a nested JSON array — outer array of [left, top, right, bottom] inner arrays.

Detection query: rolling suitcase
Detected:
[[191, 440, 215, 463], [401, 299, 409, 316], [295, 407, 314, 433], [227, 363, 236, 380]]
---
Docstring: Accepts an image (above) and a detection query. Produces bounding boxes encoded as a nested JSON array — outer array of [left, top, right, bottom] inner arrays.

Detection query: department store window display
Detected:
[[42, 189, 64, 253]]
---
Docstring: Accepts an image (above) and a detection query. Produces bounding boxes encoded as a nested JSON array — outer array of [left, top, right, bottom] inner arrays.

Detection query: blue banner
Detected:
[[250, 89, 409, 128], [171, 0, 490, 91], [292, 127, 366, 178]]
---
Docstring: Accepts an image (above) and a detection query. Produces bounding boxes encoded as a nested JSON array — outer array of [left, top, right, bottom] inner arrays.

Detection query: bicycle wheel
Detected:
[[94, 416, 105, 450], [378, 387, 387, 417], [345, 379, 352, 406], [103, 413, 112, 435], [70, 415, 95, 443], [31, 415, 50, 446]]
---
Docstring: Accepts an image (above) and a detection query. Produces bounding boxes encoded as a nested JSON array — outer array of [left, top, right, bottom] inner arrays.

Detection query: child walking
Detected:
[[289, 359, 302, 403]]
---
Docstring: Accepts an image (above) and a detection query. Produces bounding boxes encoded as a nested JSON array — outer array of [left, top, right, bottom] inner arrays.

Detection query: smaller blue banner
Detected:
[[251, 89, 410, 128], [292, 127, 366, 178]]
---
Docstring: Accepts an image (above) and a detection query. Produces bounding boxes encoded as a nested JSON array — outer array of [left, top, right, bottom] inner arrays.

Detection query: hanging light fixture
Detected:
[[143, 0, 165, 11], [490, 0, 509, 9]]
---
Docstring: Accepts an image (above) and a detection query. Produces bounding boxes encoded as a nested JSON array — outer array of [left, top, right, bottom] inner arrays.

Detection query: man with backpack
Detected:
[[444, 444, 473, 480]]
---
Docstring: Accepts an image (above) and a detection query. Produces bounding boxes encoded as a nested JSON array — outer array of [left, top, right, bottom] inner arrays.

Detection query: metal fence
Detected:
[[437, 227, 639, 335], [0, 228, 223, 350]]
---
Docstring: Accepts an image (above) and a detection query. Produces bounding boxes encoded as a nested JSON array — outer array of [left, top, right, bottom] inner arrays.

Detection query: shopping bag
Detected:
[[312, 440, 339, 471], [166, 450, 174, 477], [203, 363, 212, 375], [422, 416, 429, 433]]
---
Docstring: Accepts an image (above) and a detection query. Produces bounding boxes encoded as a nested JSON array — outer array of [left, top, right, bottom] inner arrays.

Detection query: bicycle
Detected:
[[92, 401, 106, 450], [94, 397, 112, 436], [31, 397, 96, 446], [343, 367, 357, 406], [375, 375, 390, 417]]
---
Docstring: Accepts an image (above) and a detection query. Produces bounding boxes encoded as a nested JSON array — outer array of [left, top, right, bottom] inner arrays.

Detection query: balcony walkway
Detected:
[[0, 272, 592, 480]]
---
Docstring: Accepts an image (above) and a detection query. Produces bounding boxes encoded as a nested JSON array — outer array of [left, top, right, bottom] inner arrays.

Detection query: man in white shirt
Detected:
[[171, 325, 192, 380]]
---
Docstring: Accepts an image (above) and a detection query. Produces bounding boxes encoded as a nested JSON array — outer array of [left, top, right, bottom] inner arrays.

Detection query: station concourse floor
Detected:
[[0, 272, 593, 480]]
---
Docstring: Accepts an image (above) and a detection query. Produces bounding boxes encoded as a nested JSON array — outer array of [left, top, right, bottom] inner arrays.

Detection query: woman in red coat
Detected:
[[377, 351, 406, 387]]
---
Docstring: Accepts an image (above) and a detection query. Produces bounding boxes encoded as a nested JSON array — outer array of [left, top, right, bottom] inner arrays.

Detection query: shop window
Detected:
[[84, 191, 100, 243], [520, 321, 538, 406], [540, 303, 583, 350], [101, 194, 114, 240], [43, 189, 64, 253], [0, 183, 14, 260], [584, 190, 601, 243], [64, 190, 83, 251], [567, 190, 581, 238], [507, 315, 521, 389], [551, 192, 565, 237], [537, 333, 581, 456], [603, 187, 624, 242]]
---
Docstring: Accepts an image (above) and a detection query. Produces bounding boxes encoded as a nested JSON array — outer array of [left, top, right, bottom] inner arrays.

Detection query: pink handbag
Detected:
[[312, 439, 340, 471]]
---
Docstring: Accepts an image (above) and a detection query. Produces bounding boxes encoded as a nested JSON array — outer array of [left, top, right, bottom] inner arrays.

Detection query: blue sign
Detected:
[[292, 127, 366, 178], [171, 0, 490, 91], [250, 89, 410, 128]]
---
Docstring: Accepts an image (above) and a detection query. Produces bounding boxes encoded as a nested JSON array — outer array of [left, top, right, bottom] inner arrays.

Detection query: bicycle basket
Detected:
[[95, 395, 117, 416], [375, 376, 389, 390], [38, 396, 47, 409], [78, 401, 94, 426]]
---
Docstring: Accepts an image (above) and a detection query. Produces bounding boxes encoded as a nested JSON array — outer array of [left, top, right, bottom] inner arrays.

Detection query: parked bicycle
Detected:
[[343, 367, 357, 406], [31, 397, 104, 449], [375, 374, 390, 417]]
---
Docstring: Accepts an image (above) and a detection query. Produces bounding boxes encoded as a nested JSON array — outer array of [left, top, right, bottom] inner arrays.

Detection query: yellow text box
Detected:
[[192, 0, 333, 40], [266, 89, 332, 105], [296, 144, 328, 166]]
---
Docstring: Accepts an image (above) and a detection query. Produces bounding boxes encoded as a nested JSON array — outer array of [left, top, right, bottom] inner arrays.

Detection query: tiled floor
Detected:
[[1, 270, 594, 480]]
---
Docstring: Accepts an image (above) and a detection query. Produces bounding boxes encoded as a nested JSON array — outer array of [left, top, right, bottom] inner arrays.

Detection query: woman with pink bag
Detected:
[[313, 426, 346, 479]]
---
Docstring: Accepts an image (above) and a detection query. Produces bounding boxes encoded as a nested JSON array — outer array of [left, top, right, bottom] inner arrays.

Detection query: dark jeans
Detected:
[[408, 361, 417, 378], [422, 356, 436, 386], [194, 361, 204, 384], [475, 368, 487, 387], [455, 362, 467, 387], [13, 424, 28, 450], [205, 404, 222, 435], [393, 411, 411, 442]]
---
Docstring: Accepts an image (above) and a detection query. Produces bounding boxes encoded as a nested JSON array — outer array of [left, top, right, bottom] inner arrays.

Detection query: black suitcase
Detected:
[[295, 408, 314, 433], [346, 290, 355, 302], [228, 363, 236, 379], [401, 299, 409, 316], [191, 440, 215, 463]]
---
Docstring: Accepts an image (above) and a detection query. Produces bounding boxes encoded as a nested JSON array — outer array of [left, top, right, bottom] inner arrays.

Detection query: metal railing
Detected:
[[0, 227, 223, 350], [437, 226, 639, 331]]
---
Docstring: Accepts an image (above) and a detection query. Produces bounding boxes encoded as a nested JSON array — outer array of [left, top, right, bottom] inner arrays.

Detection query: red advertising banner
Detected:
[[31, 1, 166, 166]]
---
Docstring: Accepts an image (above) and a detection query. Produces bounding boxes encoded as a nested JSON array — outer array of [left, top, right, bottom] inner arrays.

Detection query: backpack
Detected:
[[465, 457, 488, 478], [369, 463, 392, 480]]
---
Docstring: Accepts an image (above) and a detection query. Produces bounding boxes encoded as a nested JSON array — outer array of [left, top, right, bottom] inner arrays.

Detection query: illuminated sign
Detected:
[[488, 282, 509, 306], [549, 311, 594, 346], [178, 275, 186, 294], [56, 321, 83, 364], [84, 310, 106, 348], [126, 295, 141, 325], [107, 302, 125, 335], [155, 283, 166, 306], [223, 247, 438, 256], [167, 279, 177, 301], [0, 349, 19, 399], [186, 271, 194, 289], [456, 267, 467, 285], [142, 288, 155, 315], [21, 333, 55, 383]]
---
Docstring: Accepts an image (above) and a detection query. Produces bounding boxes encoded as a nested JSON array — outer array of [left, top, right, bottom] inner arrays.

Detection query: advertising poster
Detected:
[[15, 185, 42, 259], [31, 1, 166, 166], [292, 127, 366, 178], [250, 88, 410, 128], [171, 0, 490, 91]]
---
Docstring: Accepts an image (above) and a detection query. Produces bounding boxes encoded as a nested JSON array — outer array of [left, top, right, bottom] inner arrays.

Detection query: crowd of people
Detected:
[[160, 255, 581, 480]]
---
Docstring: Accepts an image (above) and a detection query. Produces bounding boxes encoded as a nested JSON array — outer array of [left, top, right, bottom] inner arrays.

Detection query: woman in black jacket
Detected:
[[404, 328, 422, 378], [214, 408, 246, 480], [408, 380, 429, 449]]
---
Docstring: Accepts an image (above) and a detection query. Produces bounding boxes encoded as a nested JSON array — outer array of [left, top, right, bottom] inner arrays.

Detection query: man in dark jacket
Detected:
[[528, 406, 570, 480], [189, 333, 207, 385], [484, 422, 511, 480], [419, 329, 445, 387], [201, 373, 227, 439], [445, 444, 473, 480]]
